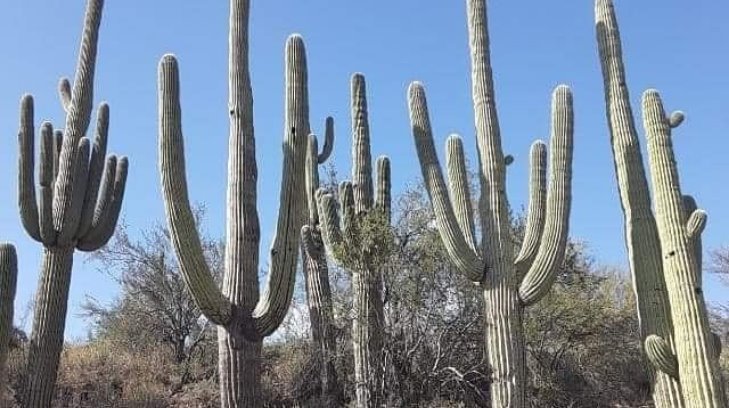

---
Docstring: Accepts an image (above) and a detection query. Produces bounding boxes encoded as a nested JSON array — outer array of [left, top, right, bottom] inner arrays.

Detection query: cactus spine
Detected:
[[0, 243, 17, 390], [157, 1, 308, 405], [407, 2, 574, 406], [595, 1, 725, 407], [301, 119, 342, 407], [17, 0, 128, 405], [316, 74, 392, 408]]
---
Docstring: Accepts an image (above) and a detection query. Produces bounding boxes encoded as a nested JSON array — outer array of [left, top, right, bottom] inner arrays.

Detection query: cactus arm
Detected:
[[519, 85, 574, 306], [0, 243, 17, 381], [351, 73, 374, 213], [77, 103, 110, 238], [445, 135, 477, 251], [18, 95, 42, 242], [515, 141, 547, 277], [643, 89, 726, 405], [318, 117, 335, 164], [77, 157, 128, 251], [317, 191, 344, 255], [53, 130, 63, 181], [408, 82, 485, 283], [39, 123, 58, 244], [646, 334, 680, 379], [340, 182, 356, 240], [682, 195, 705, 286], [250, 35, 309, 337], [375, 156, 391, 222], [52, 0, 102, 234], [306, 134, 322, 224], [685, 211, 706, 241], [158, 54, 233, 327], [58, 77, 72, 112]]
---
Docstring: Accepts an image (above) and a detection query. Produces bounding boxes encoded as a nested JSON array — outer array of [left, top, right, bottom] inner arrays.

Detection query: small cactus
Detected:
[[0, 243, 17, 389], [158, 1, 309, 404], [17, 0, 128, 405]]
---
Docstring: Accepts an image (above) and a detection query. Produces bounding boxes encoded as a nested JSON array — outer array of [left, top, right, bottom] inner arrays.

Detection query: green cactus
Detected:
[[316, 73, 392, 408], [157, 2, 308, 405], [0, 243, 17, 391], [406, 2, 574, 405], [595, 1, 726, 406], [16, 0, 128, 405], [300, 120, 342, 407]]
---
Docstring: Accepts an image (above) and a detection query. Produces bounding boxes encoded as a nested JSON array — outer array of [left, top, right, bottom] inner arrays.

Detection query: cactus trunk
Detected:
[[217, 330, 262, 407], [16, 0, 129, 403], [0, 244, 17, 392]]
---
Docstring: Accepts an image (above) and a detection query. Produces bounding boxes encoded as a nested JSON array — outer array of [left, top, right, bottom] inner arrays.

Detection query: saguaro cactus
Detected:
[[316, 73, 392, 408], [300, 120, 342, 407], [595, 1, 726, 407], [407, 2, 574, 406], [157, 2, 308, 405], [0, 243, 17, 388], [17, 0, 128, 405]]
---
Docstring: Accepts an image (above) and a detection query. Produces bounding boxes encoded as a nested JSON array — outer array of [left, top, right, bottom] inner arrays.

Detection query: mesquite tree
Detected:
[[17, 0, 128, 405], [316, 73, 393, 408], [595, 1, 726, 407], [300, 121, 343, 406], [157, 2, 308, 406], [406, 1, 574, 406]]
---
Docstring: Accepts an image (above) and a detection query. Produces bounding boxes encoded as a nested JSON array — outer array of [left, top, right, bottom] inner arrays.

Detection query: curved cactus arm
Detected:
[[0, 243, 18, 378], [685, 210, 707, 241], [52, 0, 103, 234], [77, 103, 110, 238], [58, 77, 72, 112], [318, 117, 335, 164], [317, 191, 344, 257], [351, 73, 373, 213], [683, 195, 705, 287], [39, 123, 58, 244], [445, 135, 477, 251], [519, 86, 574, 306], [157, 54, 232, 327], [77, 156, 128, 251], [408, 82, 485, 283], [18, 95, 41, 242], [645, 334, 680, 379], [375, 156, 391, 222], [515, 141, 547, 277], [250, 38, 309, 337], [53, 130, 63, 181], [669, 111, 685, 128]]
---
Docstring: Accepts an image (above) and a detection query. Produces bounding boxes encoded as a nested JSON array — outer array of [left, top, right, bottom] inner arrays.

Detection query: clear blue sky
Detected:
[[1, 0, 727, 340]]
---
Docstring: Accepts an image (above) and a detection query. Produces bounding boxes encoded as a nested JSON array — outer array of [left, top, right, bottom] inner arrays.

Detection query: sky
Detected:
[[0, 0, 728, 341]]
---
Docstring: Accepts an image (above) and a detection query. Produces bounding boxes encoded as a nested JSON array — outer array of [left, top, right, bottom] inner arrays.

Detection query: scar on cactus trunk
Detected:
[[301, 118, 343, 407], [316, 74, 393, 408], [0, 244, 18, 394], [16, 0, 128, 405], [407, 2, 574, 406], [157, 1, 308, 406], [595, 1, 726, 407]]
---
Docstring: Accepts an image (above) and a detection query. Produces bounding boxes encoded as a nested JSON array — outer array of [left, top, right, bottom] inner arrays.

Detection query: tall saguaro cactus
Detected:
[[0, 243, 17, 389], [595, 1, 726, 407], [407, 1, 574, 406], [157, 2, 308, 405], [17, 0, 128, 405], [316, 73, 392, 408], [300, 120, 342, 407]]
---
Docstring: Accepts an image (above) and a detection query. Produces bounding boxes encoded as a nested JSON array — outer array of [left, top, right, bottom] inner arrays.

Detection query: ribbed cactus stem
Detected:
[[646, 334, 680, 379], [0, 244, 17, 387], [18, 0, 129, 405], [643, 89, 726, 407], [158, 2, 309, 403], [407, 1, 574, 406], [594, 1, 684, 406], [315, 73, 391, 408]]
